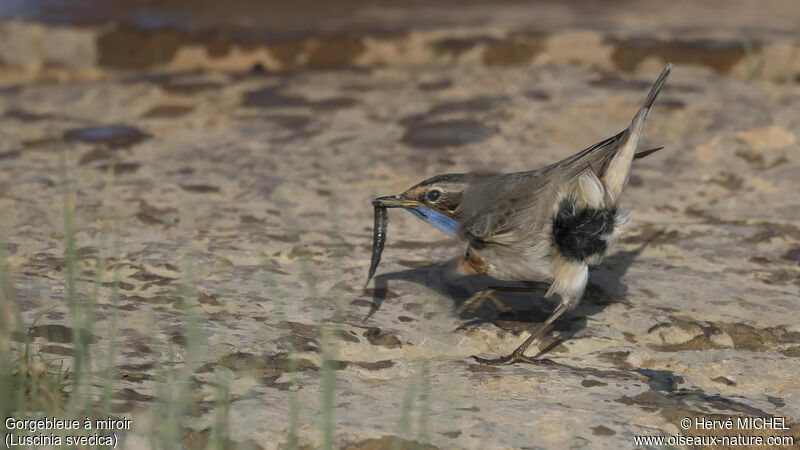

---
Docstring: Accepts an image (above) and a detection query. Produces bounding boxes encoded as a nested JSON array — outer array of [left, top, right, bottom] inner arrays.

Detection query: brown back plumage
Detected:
[[457, 64, 672, 245]]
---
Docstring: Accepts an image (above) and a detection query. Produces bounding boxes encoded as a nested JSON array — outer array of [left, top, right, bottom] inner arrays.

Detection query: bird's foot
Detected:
[[471, 352, 552, 366], [458, 289, 511, 316]]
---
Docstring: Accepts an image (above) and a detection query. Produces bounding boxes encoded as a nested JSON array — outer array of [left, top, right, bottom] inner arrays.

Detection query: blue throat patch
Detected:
[[406, 206, 458, 238]]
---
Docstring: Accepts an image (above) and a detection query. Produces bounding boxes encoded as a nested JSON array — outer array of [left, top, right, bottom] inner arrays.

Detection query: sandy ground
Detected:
[[1, 2, 799, 448]]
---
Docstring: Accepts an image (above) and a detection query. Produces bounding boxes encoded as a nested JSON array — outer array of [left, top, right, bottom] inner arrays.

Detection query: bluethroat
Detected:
[[367, 64, 672, 365]]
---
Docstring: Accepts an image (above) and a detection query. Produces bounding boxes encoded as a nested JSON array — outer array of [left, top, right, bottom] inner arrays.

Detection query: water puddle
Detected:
[[63, 125, 150, 149]]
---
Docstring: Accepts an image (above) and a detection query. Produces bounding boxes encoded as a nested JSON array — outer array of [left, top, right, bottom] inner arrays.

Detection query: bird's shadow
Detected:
[[365, 238, 654, 356]]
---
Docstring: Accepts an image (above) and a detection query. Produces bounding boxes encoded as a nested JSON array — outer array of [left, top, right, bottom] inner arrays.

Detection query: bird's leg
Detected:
[[458, 288, 509, 315], [458, 286, 548, 315], [472, 301, 569, 365], [473, 257, 587, 365]]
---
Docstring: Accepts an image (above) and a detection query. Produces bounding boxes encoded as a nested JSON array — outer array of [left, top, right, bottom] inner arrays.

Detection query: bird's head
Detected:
[[373, 173, 468, 237]]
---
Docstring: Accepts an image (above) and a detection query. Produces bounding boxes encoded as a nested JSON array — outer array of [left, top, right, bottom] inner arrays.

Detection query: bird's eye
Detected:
[[426, 190, 441, 202]]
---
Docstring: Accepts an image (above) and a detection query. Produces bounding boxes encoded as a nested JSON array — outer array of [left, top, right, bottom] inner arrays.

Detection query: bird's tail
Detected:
[[602, 63, 672, 202], [636, 64, 672, 124]]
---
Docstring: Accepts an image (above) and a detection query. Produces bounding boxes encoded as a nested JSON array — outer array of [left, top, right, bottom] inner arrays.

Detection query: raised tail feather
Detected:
[[602, 63, 672, 201], [638, 64, 672, 119], [628, 63, 672, 137]]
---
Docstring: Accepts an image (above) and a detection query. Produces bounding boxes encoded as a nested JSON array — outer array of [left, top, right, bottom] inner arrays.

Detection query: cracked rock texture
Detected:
[[1, 1, 799, 448]]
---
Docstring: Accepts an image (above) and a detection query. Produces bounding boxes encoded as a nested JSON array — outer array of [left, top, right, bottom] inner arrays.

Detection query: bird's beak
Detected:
[[373, 195, 420, 208]]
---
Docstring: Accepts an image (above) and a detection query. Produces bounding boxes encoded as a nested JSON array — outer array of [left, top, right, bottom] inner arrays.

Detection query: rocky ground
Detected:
[[1, 1, 799, 448]]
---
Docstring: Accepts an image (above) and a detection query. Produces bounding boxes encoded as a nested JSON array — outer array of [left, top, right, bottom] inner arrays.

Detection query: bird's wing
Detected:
[[548, 131, 625, 175], [634, 146, 664, 160], [456, 131, 626, 242], [458, 64, 671, 244], [456, 168, 557, 244]]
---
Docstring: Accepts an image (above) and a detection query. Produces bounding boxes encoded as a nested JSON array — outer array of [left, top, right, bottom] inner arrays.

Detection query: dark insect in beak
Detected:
[[365, 203, 389, 287]]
